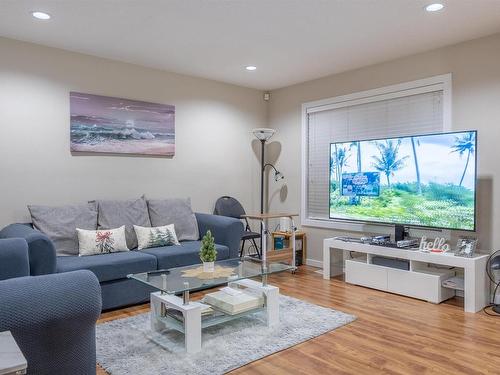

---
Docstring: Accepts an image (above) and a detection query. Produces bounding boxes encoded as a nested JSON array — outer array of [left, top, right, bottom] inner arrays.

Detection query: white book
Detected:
[[204, 290, 264, 315]]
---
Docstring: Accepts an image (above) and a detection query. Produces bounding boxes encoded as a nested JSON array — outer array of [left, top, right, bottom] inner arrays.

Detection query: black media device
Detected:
[[372, 256, 410, 271], [394, 224, 408, 242]]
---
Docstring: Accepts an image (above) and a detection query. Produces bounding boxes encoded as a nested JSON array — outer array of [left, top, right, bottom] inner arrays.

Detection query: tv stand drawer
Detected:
[[345, 259, 387, 290], [387, 268, 455, 303], [344, 258, 455, 304]]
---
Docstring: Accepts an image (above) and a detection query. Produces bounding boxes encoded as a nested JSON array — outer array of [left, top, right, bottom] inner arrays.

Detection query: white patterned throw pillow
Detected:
[[134, 224, 180, 250], [77, 226, 129, 256]]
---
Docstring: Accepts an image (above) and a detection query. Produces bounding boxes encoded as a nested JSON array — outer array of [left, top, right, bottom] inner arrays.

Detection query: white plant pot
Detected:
[[203, 261, 215, 273]]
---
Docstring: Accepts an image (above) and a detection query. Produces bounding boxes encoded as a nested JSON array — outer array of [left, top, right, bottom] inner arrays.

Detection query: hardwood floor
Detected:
[[97, 266, 500, 375]]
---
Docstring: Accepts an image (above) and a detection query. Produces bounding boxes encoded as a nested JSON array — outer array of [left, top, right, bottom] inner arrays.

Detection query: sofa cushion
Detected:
[[142, 241, 229, 269], [56, 251, 157, 282], [28, 203, 98, 256], [95, 196, 151, 250], [147, 198, 199, 241]]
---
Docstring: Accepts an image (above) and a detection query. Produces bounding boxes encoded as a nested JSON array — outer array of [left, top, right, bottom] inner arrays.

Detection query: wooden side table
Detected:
[[271, 231, 307, 266], [0, 331, 27, 375]]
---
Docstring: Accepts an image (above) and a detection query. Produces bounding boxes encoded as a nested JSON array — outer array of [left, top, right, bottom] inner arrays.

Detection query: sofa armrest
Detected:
[[0, 224, 56, 275], [0, 270, 102, 375], [0, 238, 30, 280], [195, 213, 244, 259]]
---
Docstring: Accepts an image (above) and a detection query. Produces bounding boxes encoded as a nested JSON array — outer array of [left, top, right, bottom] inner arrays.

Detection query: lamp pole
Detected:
[[260, 139, 265, 215], [252, 128, 284, 258], [259, 139, 266, 252]]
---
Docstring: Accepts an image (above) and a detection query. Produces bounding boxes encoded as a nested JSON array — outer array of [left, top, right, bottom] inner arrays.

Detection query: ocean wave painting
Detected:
[[70, 92, 175, 156]]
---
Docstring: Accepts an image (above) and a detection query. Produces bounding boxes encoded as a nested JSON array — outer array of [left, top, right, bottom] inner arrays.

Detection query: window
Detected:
[[301, 74, 452, 230]]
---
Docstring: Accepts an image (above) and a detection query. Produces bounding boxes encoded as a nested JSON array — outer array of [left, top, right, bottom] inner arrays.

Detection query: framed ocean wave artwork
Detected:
[[70, 92, 175, 156]]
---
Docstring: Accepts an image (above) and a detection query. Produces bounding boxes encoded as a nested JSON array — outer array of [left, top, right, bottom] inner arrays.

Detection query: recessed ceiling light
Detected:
[[31, 11, 51, 20], [425, 3, 444, 12], [245, 66, 257, 71]]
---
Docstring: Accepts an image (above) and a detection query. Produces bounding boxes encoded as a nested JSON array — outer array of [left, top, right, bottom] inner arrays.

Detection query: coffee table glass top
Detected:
[[128, 258, 292, 294]]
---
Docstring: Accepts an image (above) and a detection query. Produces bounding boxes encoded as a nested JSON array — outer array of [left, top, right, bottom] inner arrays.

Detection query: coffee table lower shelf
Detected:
[[156, 305, 266, 334], [150, 278, 280, 353]]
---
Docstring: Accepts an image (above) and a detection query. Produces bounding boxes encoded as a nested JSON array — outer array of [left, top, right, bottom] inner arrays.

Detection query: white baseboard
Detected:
[[305, 258, 323, 268]]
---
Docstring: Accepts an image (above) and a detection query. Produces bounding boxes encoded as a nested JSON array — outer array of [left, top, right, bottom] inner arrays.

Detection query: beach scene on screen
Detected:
[[329, 131, 476, 230]]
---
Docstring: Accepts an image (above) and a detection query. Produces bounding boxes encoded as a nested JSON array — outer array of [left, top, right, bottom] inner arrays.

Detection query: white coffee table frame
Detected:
[[150, 278, 280, 354]]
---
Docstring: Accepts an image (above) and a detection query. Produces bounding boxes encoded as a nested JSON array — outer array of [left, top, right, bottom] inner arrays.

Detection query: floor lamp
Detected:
[[252, 128, 285, 253]]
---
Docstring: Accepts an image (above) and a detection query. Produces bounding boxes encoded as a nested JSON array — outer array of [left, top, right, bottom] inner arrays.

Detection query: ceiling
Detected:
[[1, 0, 500, 90]]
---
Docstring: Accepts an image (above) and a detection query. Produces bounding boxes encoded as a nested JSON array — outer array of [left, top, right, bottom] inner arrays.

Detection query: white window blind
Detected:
[[306, 90, 444, 221]]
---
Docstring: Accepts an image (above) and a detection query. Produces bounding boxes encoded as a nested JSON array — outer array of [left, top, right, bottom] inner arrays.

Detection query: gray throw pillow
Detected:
[[95, 197, 151, 249], [147, 198, 199, 241], [28, 203, 98, 256]]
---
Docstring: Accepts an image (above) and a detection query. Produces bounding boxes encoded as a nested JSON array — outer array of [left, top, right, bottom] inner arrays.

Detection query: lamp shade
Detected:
[[253, 128, 276, 141]]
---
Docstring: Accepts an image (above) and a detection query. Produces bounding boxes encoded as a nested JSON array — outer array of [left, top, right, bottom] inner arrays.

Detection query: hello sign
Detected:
[[419, 236, 450, 252]]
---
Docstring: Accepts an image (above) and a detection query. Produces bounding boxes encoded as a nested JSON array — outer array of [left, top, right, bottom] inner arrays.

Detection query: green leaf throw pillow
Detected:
[[134, 224, 180, 250]]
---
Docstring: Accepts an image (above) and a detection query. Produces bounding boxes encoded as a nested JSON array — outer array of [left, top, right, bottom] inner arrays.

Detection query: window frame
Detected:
[[300, 74, 452, 231]]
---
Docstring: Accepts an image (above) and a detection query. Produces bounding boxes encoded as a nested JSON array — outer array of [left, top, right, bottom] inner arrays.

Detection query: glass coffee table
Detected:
[[128, 258, 292, 353]]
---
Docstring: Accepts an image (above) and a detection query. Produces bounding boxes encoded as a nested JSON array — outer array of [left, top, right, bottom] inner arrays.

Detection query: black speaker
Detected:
[[395, 225, 406, 242]]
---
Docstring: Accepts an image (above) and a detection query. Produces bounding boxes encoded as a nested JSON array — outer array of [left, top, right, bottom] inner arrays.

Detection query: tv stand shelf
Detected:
[[323, 238, 489, 313]]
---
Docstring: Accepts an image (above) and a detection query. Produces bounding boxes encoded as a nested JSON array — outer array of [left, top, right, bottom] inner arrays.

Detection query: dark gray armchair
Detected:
[[0, 238, 102, 375]]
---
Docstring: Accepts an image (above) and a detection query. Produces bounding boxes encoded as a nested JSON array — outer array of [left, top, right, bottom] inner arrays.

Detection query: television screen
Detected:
[[329, 130, 477, 231]]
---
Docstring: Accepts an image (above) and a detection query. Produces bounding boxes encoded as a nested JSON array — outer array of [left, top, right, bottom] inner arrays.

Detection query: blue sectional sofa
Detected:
[[0, 238, 101, 375], [0, 213, 243, 310]]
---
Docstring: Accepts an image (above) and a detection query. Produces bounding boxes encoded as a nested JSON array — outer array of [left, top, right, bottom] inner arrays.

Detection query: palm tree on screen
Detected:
[[372, 139, 409, 188], [410, 137, 422, 194], [451, 132, 475, 187], [333, 145, 350, 186], [329, 153, 337, 192], [350, 141, 362, 172]]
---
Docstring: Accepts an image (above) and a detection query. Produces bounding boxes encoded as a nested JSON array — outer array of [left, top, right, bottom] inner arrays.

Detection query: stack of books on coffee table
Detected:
[[203, 287, 264, 315]]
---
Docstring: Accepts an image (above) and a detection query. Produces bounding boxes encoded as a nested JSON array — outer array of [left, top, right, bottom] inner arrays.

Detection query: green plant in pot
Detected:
[[200, 230, 217, 272]]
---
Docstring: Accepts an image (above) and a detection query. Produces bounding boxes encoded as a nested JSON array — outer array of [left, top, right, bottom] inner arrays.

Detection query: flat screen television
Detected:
[[329, 130, 477, 231]]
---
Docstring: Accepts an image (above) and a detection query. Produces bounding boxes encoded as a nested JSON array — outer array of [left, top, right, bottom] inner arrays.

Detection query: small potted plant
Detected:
[[200, 230, 217, 272]]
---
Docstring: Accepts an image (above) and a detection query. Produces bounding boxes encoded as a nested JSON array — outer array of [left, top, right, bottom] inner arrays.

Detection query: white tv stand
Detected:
[[323, 238, 490, 313]]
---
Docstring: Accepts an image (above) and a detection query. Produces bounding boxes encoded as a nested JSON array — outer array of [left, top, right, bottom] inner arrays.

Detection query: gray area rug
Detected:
[[96, 295, 356, 375]]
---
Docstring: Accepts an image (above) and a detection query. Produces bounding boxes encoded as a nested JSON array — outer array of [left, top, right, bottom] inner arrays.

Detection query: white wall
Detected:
[[0, 37, 266, 227], [3, 33, 500, 263], [268, 33, 500, 264]]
